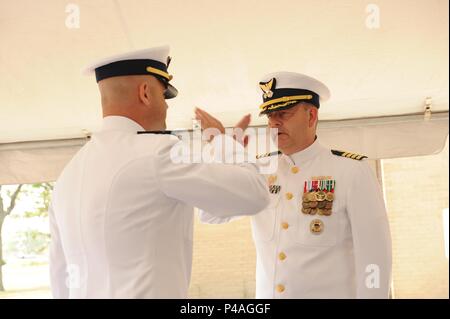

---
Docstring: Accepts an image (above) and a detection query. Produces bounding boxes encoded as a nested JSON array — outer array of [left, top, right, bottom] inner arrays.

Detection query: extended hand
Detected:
[[194, 108, 251, 146], [194, 107, 225, 134]]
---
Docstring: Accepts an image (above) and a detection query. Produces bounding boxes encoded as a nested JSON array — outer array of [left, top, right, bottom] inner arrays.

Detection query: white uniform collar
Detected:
[[283, 137, 327, 165], [101, 116, 145, 132]]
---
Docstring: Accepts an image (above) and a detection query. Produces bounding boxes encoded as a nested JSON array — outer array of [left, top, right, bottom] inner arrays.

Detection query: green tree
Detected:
[[24, 183, 53, 218], [0, 183, 53, 291], [12, 230, 50, 257], [12, 183, 53, 258], [0, 184, 23, 291]]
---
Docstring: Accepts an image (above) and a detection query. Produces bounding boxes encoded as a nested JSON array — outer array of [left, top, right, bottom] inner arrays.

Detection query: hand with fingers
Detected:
[[231, 112, 251, 147], [194, 107, 251, 146]]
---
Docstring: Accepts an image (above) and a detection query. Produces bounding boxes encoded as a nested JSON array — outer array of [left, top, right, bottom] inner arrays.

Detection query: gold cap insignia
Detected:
[[259, 78, 276, 99]]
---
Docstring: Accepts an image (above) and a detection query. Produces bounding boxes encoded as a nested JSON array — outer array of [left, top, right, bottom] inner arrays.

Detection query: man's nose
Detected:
[[268, 116, 282, 128]]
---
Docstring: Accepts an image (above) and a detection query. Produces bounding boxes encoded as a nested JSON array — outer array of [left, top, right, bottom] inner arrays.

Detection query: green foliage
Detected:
[[6, 183, 54, 218], [31, 183, 53, 216], [7, 229, 50, 257], [1, 183, 54, 261]]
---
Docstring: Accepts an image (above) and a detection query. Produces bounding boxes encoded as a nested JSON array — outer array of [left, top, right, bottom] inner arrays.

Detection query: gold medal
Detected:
[[302, 193, 310, 202], [307, 192, 316, 202], [315, 191, 326, 202], [302, 201, 310, 209], [317, 201, 326, 209], [309, 201, 318, 208], [325, 192, 334, 201], [310, 208, 318, 215], [302, 208, 311, 214], [310, 219, 324, 234], [322, 209, 332, 216], [318, 208, 331, 216], [325, 202, 333, 210]]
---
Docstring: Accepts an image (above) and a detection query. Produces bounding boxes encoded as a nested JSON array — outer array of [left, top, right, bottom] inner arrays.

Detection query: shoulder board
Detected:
[[331, 149, 367, 161], [137, 130, 174, 135], [256, 150, 282, 159], [137, 130, 181, 140]]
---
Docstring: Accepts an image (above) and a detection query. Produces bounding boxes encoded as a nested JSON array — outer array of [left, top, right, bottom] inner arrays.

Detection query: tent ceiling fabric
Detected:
[[0, 0, 448, 144]]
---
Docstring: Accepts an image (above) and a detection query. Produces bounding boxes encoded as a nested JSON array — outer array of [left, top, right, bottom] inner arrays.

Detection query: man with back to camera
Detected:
[[49, 46, 270, 298]]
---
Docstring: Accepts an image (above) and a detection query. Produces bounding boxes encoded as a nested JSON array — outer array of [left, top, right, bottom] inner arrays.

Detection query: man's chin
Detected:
[[275, 135, 291, 149]]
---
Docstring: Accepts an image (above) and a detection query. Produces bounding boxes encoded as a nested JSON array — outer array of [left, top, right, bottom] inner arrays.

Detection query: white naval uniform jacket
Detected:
[[200, 139, 392, 298], [49, 116, 269, 299]]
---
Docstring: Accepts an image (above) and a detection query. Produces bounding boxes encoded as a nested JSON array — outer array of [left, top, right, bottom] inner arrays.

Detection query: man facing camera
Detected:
[[200, 72, 392, 298]]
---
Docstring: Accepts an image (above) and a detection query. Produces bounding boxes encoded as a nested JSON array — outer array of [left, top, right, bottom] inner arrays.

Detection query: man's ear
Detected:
[[139, 82, 151, 106], [308, 106, 318, 128]]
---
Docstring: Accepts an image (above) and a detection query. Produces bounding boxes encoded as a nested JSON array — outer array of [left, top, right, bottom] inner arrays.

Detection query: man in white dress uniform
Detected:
[[200, 72, 392, 298], [49, 46, 270, 298]]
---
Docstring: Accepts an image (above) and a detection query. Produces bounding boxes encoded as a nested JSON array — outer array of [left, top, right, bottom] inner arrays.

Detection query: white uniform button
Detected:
[[278, 252, 287, 261], [291, 166, 300, 174], [281, 222, 289, 230]]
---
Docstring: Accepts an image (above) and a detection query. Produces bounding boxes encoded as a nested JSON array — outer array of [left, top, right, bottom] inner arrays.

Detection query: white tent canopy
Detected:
[[0, 0, 448, 184]]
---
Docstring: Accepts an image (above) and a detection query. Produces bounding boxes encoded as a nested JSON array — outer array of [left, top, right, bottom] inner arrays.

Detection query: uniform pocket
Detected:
[[295, 208, 339, 247]]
